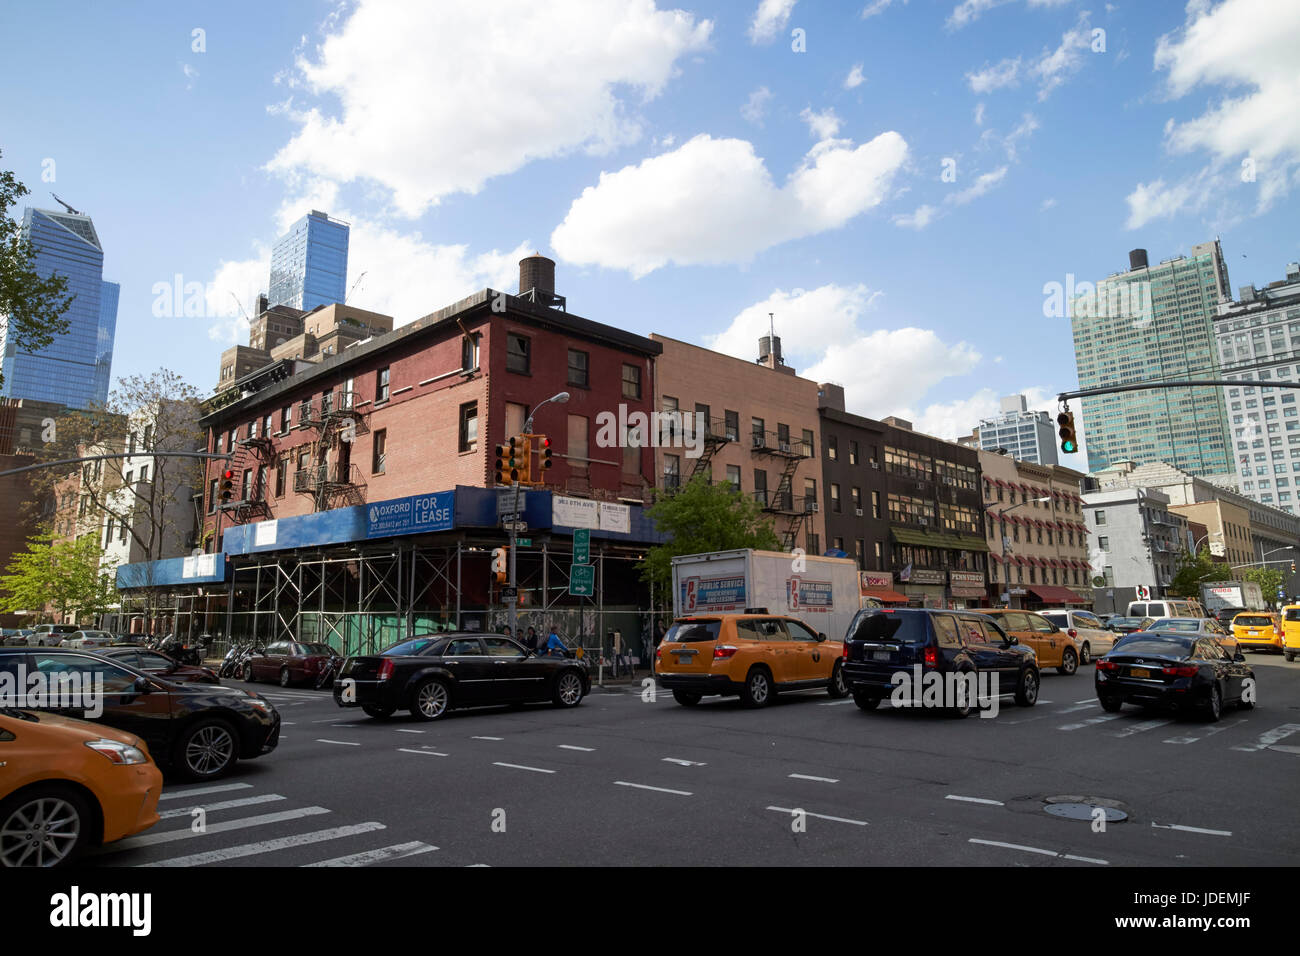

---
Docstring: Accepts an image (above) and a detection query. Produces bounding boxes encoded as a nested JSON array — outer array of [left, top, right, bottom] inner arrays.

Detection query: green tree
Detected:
[[639, 474, 782, 608], [1167, 546, 1231, 598], [0, 152, 73, 388], [0, 532, 116, 624], [1243, 565, 1285, 606]]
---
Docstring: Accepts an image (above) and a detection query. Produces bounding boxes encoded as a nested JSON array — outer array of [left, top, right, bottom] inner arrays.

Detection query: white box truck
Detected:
[[671, 549, 862, 641], [1201, 581, 1265, 613]]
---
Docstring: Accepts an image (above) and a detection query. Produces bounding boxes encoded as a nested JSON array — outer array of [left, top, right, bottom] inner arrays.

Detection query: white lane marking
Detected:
[[1163, 718, 1247, 745], [1074, 697, 1097, 704], [614, 781, 692, 796], [158, 782, 252, 802], [281, 722, 297, 726], [312, 717, 343, 723], [1269, 744, 1300, 755], [159, 794, 285, 819], [472, 736, 503, 741], [395, 729, 425, 734], [1057, 714, 1123, 731], [1108, 718, 1174, 738], [398, 748, 448, 756], [766, 806, 867, 826], [945, 795, 1004, 806], [789, 773, 839, 783], [305, 842, 438, 867], [1231, 723, 1300, 752], [558, 745, 595, 751], [1152, 822, 1233, 837], [819, 700, 856, 706], [140, 823, 386, 867], [316, 739, 360, 746], [494, 762, 556, 774], [969, 838, 1108, 864], [1036, 700, 1054, 705], [105, 807, 331, 852], [1059, 701, 1101, 714], [662, 757, 707, 767]]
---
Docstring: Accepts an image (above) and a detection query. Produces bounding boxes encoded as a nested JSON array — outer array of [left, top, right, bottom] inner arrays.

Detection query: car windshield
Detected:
[[664, 620, 721, 643], [1041, 613, 1068, 627], [847, 610, 928, 644], [1147, 618, 1198, 631], [1109, 617, 1138, 626], [1235, 616, 1272, 627], [1113, 636, 1195, 656]]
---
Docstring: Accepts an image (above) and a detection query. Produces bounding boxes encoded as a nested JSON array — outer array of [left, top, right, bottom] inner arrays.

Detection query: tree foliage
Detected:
[[639, 474, 782, 606], [1167, 546, 1231, 598], [1242, 565, 1285, 605], [0, 532, 117, 622], [0, 151, 73, 387]]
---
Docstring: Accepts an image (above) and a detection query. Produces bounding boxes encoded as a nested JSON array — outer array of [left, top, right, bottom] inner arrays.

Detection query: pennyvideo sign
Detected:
[[366, 492, 454, 539]]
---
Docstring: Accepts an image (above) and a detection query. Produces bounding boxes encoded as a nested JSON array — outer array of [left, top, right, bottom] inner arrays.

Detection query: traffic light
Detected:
[[495, 437, 519, 484], [517, 434, 532, 486], [219, 469, 235, 502], [491, 546, 508, 584], [1057, 408, 1078, 455], [539, 435, 553, 479], [1291, 561, 1295, 574]]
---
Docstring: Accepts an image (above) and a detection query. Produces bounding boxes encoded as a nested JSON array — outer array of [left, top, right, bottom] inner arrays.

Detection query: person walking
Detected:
[[523, 626, 539, 653]]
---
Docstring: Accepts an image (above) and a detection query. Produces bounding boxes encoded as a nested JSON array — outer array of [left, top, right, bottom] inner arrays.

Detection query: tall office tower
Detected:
[[268, 210, 350, 311], [1214, 261, 1300, 514], [0, 208, 119, 409], [975, 394, 1058, 465], [1071, 242, 1232, 476]]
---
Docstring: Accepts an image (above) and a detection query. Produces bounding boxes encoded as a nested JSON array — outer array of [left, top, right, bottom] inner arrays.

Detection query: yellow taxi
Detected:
[[0, 709, 162, 867], [1232, 611, 1284, 653], [971, 608, 1083, 675], [655, 613, 848, 707], [1283, 606, 1300, 662]]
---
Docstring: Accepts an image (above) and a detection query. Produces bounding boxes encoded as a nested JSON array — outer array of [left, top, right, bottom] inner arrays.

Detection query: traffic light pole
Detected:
[[508, 479, 520, 638]]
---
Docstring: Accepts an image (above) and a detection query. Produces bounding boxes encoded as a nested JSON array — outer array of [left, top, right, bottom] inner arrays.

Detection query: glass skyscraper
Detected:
[[0, 208, 118, 409], [1071, 242, 1232, 477], [268, 210, 349, 311]]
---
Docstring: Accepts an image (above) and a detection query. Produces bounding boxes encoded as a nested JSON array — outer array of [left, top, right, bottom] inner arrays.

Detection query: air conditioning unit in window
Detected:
[[870, 461, 879, 469], [809, 502, 820, 512], [855, 508, 864, 517]]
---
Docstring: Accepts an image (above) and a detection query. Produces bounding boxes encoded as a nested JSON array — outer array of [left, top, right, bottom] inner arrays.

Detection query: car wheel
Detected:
[[949, 669, 975, 718], [176, 720, 238, 781], [241, 662, 254, 682], [1204, 684, 1222, 723], [739, 667, 773, 708], [553, 670, 584, 708], [1285, 651, 1295, 662], [1014, 667, 1039, 707], [672, 689, 702, 706], [279, 666, 291, 688], [1099, 695, 1123, 713], [827, 662, 849, 699], [853, 691, 881, 711], [1057, 648, 1078, 676], [362, 704, 395, 719], [0, 785, 91, 868], [409, 679, 450, 721], [1079, 643, 1091, 666]]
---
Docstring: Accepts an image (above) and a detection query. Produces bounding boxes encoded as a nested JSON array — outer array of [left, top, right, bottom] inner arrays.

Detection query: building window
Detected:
[[208, 478, 217, 514], [726, 464, 741, 491], [459, 402, 478, 453], [871, 490, 880, 519], [568, 414, 588, 474], [831, 483, 841, 513], [1094, 509, 1105, 525], [505, 402, 529, 440], [275, 455, 287, 497], [461, 333, 480, 371], [851, 486, 861, 511], [849, 441, 859, 465], [725, 410, 739, 441], [621, 363, 641, 399], [828, 435, 838, 461], [1099, 535, 1109, 551], [281, 405, 292, 433], [507, 333, 530, 374], [664, 453, 681, 490], [855, 538, 865, 569], [567, 349, 589, 387], [255, 465, 267, 500], [376, 366, 390, 403], [802, 428, 814, 457], [138, 465, 148, 483], [241, 469, 252, 500], [807, 533, 820, 556], [372, 429, 387, 474], [104, 517, 114, 549]]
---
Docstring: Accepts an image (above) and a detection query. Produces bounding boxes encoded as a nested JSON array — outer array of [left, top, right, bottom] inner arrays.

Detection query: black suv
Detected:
[[841, 608, 1040, 716], [0, 647, 280, 780]]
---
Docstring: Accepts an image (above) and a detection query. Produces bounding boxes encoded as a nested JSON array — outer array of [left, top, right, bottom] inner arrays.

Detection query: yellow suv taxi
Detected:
[[656, 613, 848, 707], [1232, 611, 1283, 653], [970, 608, 1083, 675], [1282, 606, 1300, 662]]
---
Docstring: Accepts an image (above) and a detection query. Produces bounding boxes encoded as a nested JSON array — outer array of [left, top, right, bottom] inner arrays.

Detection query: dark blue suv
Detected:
[[841, 608, 1040, 717]]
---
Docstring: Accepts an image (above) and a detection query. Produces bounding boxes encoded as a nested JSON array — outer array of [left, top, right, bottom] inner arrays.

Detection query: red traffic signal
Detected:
[[219, 469, 235, 502]]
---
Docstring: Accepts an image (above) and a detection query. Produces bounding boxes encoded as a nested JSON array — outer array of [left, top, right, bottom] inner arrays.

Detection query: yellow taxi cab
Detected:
[[1232, 611, 1284, 653], [655, 612, 848, 707], [1282, 606, 1300, 662], [970, 608, 1083, 675], [0, 708, 162, 867]]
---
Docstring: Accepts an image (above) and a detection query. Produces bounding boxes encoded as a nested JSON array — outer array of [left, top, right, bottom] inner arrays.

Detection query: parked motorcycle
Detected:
[[315, 653, 343, 690]]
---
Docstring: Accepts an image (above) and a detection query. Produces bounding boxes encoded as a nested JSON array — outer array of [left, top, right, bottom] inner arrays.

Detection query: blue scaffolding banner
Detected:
[[366, 491, 455, 539]]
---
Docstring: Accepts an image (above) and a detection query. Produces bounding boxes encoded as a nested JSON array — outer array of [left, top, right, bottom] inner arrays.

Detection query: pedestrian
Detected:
[[524, 626, 539, 652], [502, 624, 513, 640], [543, 627, 567, 658]]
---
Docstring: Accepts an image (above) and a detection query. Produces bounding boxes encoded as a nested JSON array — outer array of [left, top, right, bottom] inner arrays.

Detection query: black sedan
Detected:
[[0, 647, 280, 780], [1095, 631, 1255, 722], [334, 633, 590, 721], [1105, 616, 1154, 636], [96, 645, 222, 684]]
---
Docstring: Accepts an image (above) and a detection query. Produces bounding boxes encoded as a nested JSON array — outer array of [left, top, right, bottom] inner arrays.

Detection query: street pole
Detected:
[[508, 478, 520, 637]]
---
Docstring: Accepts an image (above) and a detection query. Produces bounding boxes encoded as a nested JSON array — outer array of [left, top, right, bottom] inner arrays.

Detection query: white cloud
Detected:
[[892, 203, 939, 230], [551, 129, 908, 277], [748, 0, 796, 44], [967, 58, 1021, 94], [741, 86, 773, 126], [1040, 196, 1058, 211], [948, 0, 1072, 30], [845, 63, 867, 89], [893, 164, 1010, 229], [1123, 170, 1215, 230], [861, 0, 903, 18], [800, 107, 842, 140], [907, 385, 1088, 470], [266, 1, 712, 217], [1030, 14, 1094, 101], [974, 102, 986, 125]]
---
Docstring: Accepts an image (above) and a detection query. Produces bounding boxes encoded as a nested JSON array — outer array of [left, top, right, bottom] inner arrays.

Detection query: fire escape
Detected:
[[751, 428, 815, 549], [293, 389, 369, 511], [222, 433, 275, 524], [687, 416, 735, 483]]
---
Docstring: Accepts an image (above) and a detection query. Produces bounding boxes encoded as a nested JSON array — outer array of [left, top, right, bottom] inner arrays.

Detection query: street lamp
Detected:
[[523, 391, 570, 434], [989, 495, 1051, 608]]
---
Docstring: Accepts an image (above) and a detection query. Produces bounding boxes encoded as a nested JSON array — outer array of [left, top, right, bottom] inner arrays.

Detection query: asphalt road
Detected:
[[87, 655, 1300, 868]]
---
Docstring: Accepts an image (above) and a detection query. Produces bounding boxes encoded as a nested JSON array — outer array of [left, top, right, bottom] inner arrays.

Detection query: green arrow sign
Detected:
[[569, 563, 595, 596], [573, 528, 590, 566]]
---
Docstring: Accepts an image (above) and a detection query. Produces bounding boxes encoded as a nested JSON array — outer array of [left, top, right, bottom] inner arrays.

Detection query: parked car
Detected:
[[970, 609, 1082, 675], [1, 630, 31, 647], [655, 613, 848, 708], [0, 707, 162, 867], [0, 647, 280, 781], [242, 640, 340, 687], [335, 633, 591, 720], [1126, 599, 1206, 619], [1095, 631, 1255, 721], [1038, 609, 1115, 664], [1213, 606, 1246, 626], [63, 630, 115, 651], [1282, 605, 1300, 662], [96, 645, 221, 684], [29, 625, 80, 647], [840, 607, 1039, 715], [1138, 617, 1237, 655], [1230, 612, 1284, 653], [1106, 616, 1155, 636]]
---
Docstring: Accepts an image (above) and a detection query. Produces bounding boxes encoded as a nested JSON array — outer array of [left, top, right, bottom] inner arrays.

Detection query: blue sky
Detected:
[[2, 0, 1297, 470]]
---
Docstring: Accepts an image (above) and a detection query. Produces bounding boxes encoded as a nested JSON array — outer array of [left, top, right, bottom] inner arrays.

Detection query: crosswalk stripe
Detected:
[[159, 794, 285, 819], [1108, 719, 1173, 738], [158, 782, 252, 802], [304, 842, 438, 867], [140, 822, 386, 867], [1058, 714, 1122, 731], [103, 806, 332, 853], [1163, 718, 1247, 745], [1231, 723, 1300, 752]]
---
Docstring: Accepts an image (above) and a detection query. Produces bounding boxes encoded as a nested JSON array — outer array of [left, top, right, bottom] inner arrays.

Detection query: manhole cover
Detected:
[[1044, 802, 1128, 822]]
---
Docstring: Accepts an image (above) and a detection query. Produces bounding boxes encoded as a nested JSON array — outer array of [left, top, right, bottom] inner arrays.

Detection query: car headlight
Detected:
[[246, 697, 272, 711], [85, 738, 149, 765]]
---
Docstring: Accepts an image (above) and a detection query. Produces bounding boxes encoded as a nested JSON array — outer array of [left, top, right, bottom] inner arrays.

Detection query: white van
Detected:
[[1126, 599, 1206, 620]]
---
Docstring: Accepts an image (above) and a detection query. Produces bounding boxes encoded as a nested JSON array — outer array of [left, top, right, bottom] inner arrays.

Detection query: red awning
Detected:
[[989, 552, 1003, 563], [863, 588, 910, 604], [1027, 585, 1088, 604]]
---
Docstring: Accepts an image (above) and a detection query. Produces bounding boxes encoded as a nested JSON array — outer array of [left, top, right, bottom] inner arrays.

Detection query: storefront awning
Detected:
[[891, 528, 991, 552], [1027, 585, 1088, 604], [951, 586, 986, 598], [862, 588, 910, 603]]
